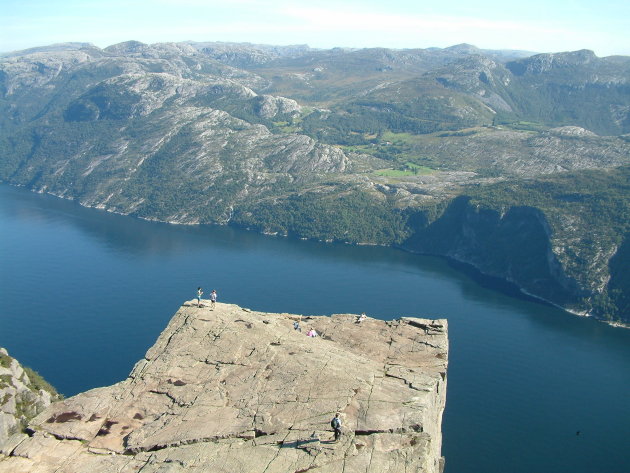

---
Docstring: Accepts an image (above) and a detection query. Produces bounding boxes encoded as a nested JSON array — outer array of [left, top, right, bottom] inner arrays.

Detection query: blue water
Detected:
[[1, 184, 629, 473]]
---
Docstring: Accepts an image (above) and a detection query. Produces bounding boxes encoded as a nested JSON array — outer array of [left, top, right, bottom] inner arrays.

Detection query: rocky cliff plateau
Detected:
[[0, 302, 448, 473]]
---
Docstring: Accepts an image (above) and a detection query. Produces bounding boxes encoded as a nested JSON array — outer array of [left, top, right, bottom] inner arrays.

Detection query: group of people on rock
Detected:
[[292, 312, 368, 338], [293, 320, 318, 337], [196, 287, 217, 309]]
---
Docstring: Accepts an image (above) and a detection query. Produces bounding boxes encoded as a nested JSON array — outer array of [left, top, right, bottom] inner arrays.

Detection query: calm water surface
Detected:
[[1, 184, 629, 473]]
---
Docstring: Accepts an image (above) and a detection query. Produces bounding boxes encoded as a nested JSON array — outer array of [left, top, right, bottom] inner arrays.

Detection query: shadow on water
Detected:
[[445, 258, 548, 305]]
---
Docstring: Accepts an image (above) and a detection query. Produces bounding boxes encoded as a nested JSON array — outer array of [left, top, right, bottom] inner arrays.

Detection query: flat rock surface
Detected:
[[0, 302, 448, 473]]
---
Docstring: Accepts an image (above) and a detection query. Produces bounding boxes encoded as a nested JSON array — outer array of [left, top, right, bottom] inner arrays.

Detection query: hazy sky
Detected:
[[2, 0, 629, 56]]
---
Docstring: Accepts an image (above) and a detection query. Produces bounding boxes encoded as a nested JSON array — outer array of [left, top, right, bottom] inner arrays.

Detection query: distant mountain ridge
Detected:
[[1, 41, 629, 323]]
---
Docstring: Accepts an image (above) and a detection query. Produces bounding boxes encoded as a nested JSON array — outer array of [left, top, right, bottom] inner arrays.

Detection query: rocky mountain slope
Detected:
[[0, 349, 61, 449], [0, 302, 448, 473], [0, 41, 629, 323]]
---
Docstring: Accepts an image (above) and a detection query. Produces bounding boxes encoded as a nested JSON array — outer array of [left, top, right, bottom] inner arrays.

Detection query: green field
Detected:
[[374, 162, 434, 177]]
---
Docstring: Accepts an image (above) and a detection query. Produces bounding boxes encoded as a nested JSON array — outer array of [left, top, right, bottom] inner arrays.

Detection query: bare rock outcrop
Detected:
[[0, 303, 448, 472], [254, 95, 302, 119], [0, 349, 61, 452]]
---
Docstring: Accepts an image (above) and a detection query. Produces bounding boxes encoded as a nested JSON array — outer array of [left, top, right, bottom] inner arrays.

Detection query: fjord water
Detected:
[[1, 184, 629, 473]]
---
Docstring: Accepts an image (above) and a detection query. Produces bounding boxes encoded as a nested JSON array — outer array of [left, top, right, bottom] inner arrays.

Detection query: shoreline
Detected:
[[6, 182, 629, 329]]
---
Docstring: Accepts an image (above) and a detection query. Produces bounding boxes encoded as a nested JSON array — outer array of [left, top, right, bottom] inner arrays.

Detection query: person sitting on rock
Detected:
[[356, 313, 367, 323], [307, 328, 318, 337], [293, 321, 301, 332]]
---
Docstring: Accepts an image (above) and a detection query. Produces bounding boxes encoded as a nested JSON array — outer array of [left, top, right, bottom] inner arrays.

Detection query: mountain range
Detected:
[[1, 41, 629, 323]]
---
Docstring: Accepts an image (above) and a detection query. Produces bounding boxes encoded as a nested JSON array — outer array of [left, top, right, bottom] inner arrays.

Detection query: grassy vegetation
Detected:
[[496, 120, 549, 132], [271, 107, 316, 135], [0, 374, 13, 390], [0, 351, 12, 368], [272, 121, 301, 134], [22, 366, 61, 397], [374, 169, 415, 177], [374, 163, 434, 177], [0, 351, 61, 398], [338, 131, 445, 171]]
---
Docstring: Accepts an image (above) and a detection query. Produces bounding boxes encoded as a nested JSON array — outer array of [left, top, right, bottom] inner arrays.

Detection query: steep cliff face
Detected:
[[404, 197, 587, 313], [399, 162, 630, 325], [0, 303, 448, 473], [606, 235, 630, 321], [0, 349, 61, 450]]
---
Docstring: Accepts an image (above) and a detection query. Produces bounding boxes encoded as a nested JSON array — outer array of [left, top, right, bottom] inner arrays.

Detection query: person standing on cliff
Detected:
[[197, 287, 203, 308], [331, 413, 342, 441], [210, 289, 217, 309]]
